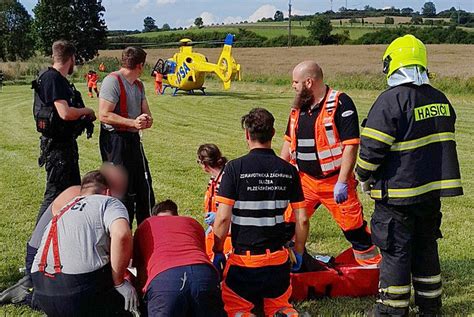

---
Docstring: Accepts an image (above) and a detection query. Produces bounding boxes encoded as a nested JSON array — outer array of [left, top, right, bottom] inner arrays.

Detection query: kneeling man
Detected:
[[31, 171, 137, 316]]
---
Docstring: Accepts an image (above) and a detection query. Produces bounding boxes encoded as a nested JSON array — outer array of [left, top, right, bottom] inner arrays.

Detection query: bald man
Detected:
[[281, 61, 380, 266]]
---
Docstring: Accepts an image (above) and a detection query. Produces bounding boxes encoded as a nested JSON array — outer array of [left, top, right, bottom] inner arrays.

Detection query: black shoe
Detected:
[[0, 276, 33, 305]]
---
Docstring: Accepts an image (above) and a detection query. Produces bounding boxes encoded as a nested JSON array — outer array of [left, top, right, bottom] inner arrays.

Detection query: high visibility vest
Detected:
[[203, 170, 223, 213], [288, 88, 344, 176]]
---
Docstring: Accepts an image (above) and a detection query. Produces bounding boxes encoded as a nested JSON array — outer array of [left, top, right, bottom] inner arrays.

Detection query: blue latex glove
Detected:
[[204, 212, 216, 226], [291, 250, 303, 272], [212, 252, 226, 280], [334, 181, 348, 204]]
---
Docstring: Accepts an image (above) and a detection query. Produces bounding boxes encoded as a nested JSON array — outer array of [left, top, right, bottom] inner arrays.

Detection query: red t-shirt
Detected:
[[133, 216, 213, 293]]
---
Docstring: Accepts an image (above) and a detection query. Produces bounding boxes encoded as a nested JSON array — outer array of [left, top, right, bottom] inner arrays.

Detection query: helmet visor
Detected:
[[383, 56, 391, 74]]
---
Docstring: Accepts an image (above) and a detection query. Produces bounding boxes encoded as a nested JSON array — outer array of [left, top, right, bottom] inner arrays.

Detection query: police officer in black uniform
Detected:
[[356, 35, 463, 316], [33, 40, 96, 222]]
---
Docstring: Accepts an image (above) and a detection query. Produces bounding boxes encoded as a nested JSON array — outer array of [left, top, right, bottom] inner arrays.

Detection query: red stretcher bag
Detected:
[[290, 248, 379, 300]]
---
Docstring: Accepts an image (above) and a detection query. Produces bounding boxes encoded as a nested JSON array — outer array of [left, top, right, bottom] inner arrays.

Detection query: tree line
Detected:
[[0, 0, 106, 63]]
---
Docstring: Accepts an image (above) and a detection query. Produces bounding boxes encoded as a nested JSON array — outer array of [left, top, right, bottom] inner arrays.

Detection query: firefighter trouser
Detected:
[[222, 250, 298, 317], [99, 128, 155, 225], [299, 172, 379, 265], [371, 199, 443, 316], [36, 139, 81, 223]]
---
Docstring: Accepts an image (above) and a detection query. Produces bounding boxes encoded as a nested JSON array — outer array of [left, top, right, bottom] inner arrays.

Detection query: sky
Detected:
[[20, 0, 474, 30]]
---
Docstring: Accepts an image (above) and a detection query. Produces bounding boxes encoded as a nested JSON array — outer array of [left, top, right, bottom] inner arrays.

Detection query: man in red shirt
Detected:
[[133, 200, 226, 317]]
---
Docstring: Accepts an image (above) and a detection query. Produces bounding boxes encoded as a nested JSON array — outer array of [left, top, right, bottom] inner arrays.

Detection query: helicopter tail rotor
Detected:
[[215, 34, 241, 89]]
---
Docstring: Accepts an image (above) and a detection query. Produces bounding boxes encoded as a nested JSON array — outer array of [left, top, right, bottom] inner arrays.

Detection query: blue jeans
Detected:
[[145, 264, 225, 317]]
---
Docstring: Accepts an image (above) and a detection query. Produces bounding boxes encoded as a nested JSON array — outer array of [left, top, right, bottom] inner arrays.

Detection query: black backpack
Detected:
[[32, 69, 57, 137]]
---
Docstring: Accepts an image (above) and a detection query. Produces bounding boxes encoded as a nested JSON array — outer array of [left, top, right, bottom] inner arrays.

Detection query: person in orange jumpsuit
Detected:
[[197, 143, 232, 260], [85, 70, 99, 98], [152, 70, 163, 95], [281, 61, 381, 266]]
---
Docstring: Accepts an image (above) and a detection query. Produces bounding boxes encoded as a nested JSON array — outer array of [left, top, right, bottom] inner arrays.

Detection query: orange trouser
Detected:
[[222, 249, 298, 316], [286, 172, 380, 265], [88, 83, 97, 89], [205, 227, 233, 260], [154, 81, 162, 94]]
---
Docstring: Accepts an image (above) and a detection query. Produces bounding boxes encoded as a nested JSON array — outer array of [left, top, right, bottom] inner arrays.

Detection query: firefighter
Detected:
[[85, 70, 100, 98], [99, 46, 156, 226], [356, 34, 463, 316], [212, 108, 309, 316], [281, 61, 380, 266], [196, 143, 232, 260]]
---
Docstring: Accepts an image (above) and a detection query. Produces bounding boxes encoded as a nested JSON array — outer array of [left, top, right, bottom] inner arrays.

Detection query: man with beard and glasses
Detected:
[[281, 61, 380, 266], [33, 40, 96, 223]]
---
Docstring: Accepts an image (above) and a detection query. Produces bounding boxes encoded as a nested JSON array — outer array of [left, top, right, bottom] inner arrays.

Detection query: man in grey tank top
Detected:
[[99, 46, 156, 227], [30, 171, 138, 316]]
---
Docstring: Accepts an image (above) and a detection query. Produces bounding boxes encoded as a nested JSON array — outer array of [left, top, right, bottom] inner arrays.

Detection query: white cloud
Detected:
[[291, 9, 311, 16], [156, 0, 176, 5], [223, 16, 244, 24], [248, 4, 277, 22], [134, 0, 149, 10], [200, 11, 218, 25]]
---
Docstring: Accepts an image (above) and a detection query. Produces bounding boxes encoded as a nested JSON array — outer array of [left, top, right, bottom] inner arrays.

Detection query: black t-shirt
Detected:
[[216, 148, 305, 251], [38, 67, 75, 108], [285, 88, 360, 178]]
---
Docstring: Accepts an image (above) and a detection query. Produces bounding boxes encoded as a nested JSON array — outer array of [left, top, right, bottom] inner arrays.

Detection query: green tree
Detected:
[[401, 7, 414, 16], [0, 0, 35, 61], [34, 0, 107, 63], [143, 16, 158, 32], [274, 10, 284, 22], [162, 23, 171, 31], [384, 17, 395, 25], [422, 2, 436, 18], [307, 15, 332, 44], [411, 14, 423, 25], [194, 17, 203, 28]]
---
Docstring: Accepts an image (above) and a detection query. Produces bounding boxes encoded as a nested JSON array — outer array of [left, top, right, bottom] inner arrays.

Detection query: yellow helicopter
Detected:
[[151, 33, 241, 95]]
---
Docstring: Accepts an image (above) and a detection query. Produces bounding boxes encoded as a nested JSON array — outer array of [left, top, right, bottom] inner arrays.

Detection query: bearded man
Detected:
[[280, 61, 380, 266]]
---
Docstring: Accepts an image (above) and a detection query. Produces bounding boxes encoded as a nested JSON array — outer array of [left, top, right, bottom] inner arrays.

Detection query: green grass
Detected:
[[0, 81, 472, 315]]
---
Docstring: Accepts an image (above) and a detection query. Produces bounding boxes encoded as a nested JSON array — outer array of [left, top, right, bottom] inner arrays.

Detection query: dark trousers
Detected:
[[31, 265, 130, 317], [145, 264, 225, 317], [36, 138, 81, 223], [100, 128, 155, 225], [371, 199, 443, 316]]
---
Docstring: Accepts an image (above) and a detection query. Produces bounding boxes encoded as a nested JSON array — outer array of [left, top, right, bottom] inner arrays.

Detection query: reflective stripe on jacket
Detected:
[[288, 88, 344, 176], [356, 84, 463, 205]]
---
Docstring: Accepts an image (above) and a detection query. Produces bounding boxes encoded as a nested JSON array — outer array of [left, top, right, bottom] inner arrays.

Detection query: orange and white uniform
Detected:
[[86, 72, 99, 89], [154, 71, 163, 94], [284, 86, 380, 266], [203, 170, 232, 259]]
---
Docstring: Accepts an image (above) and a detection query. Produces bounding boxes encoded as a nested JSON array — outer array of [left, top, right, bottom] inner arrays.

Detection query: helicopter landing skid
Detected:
[[161, 85, 207, 96]]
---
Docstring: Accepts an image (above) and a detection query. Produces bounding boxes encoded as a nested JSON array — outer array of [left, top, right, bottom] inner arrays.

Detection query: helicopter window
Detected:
[[186, 57, 193, 63], [188, 76, 194, 82]]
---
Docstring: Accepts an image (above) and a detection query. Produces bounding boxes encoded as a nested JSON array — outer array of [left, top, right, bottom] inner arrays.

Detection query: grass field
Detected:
[[0, 77, 473, 315]]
